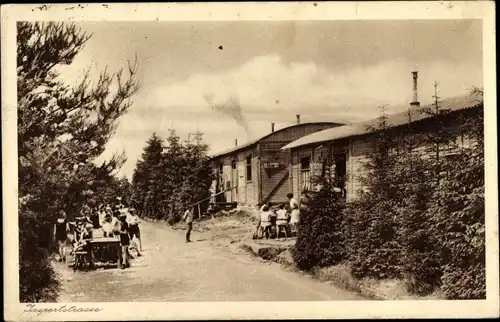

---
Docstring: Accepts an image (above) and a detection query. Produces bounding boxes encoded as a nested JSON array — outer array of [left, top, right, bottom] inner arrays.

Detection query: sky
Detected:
[[57, 20, 483, 179]]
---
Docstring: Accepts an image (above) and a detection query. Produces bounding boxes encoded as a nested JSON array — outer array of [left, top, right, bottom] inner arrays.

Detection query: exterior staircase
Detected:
[[261, 171, 289, 205]]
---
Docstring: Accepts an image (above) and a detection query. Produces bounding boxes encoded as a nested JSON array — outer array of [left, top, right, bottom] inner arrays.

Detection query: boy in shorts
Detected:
[[127, 208, 142, 253], [54, 210, 69, 262], [118, 213, 130, 269]]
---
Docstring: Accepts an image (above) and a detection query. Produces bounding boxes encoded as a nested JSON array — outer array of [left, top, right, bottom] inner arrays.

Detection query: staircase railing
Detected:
[[188, 185, 238, 219]]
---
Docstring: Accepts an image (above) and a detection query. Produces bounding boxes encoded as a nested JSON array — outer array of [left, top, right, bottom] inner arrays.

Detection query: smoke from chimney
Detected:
[[203, 94, 250, 137], [410, 71, 420, 107], [296, 114, 301, 124], [271, 123, 275, 133]]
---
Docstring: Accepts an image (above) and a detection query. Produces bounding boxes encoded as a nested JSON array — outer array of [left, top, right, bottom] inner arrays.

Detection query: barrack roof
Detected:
[[210, 122, 341, 158], [281, 93, 482, 150]]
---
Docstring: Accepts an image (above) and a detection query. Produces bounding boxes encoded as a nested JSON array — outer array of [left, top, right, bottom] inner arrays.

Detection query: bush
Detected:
[[393, 154, 443, 295], [345, 199, 404, 279], [427, 147, 485, 299], [293, 170, 346, 271], [19, 212, 60, 302], [167, 213, 182, 226]]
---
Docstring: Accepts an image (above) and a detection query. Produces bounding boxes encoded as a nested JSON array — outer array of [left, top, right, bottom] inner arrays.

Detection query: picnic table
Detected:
[[90, 236, 121, 266]]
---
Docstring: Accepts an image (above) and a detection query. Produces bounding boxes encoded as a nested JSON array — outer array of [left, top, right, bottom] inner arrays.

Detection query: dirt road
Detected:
[[55, 221, 367, 302]]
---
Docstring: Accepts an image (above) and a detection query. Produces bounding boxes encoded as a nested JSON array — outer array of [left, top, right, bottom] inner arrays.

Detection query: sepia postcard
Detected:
[[2, 1, 499, 321]]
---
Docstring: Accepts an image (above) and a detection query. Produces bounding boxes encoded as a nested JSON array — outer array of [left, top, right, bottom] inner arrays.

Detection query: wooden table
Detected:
[[90, 237, 121, 266]]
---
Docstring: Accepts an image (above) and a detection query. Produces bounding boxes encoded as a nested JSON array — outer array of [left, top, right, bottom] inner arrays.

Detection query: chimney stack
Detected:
[[410, 71, 420, 107], [234, 139, 238, 147], [296, 114, 301, 124], [271, 122, 275, 133]]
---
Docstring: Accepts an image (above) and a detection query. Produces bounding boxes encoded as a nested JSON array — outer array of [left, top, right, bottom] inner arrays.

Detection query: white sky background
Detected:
[[56, 20, 483, 180]]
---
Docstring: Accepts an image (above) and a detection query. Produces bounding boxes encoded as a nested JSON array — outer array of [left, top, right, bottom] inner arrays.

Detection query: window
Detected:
[[300, 156, 311, 191], [231, 160, 237, 169], [246, 155, 252, 181], [218, 163, 224, 192]]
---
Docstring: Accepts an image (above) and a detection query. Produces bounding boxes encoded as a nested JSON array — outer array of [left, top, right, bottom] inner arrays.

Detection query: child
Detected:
[[276, 204, 290, 239], [127, 208, 142, 253], [72, 217, 85, 248], [102, 213, 114, 238], [118, 213, 130, 269], [54, 210, 69, 262], [268, 205, 277, 238], [259, 205, 272, 239], [73, 223, 94, 266], [112, 210, 122, 236]]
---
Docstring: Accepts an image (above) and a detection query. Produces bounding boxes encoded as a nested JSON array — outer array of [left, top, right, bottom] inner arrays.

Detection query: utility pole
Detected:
[[188, 126, 203, 145]]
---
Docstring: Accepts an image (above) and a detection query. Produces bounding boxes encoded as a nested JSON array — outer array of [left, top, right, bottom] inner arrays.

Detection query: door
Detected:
[[333, 152, 347, 199], [231, 160, 238, 202], [238, 160, 246, 204]]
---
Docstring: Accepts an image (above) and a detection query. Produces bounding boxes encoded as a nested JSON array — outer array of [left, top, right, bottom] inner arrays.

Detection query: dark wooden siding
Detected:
[[210, 122, 344, 206], [259, 142, 290, 204]]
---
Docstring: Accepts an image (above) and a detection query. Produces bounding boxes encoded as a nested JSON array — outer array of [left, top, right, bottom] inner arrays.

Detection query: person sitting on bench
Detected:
[[73, 223, 94, 267], [276, 204, 290, 239], [259, 205, 272, 239]]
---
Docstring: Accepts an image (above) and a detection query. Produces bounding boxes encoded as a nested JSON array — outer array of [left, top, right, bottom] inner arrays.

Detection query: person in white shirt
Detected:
[[111, 210, 121, 236], [101, 213, 114, 238], [127, 208, 142, 253], [287, 193, 300, 233], [259, 205, 272, 239], [276, 204, 290, 239]]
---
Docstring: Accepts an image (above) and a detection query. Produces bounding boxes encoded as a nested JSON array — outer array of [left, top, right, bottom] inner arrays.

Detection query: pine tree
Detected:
[[344, 106, 404, 279], [132, 133, 164, 218], [131, 129, 213, 223], [395, 108, 441, 295], [426, 88, 485, 299]]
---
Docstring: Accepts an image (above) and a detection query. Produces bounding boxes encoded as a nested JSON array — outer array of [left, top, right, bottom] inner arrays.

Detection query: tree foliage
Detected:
[[132, 130, 213, 223], [18, 22, 139, 302], [344, 107, 404, 279], [426, 88, 485, 299], [293, 160, 347, 270], [293, 88, 485, 299]]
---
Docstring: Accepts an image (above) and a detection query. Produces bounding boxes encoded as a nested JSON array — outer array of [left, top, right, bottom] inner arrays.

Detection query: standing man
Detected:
[[182, 207, 194, 243]]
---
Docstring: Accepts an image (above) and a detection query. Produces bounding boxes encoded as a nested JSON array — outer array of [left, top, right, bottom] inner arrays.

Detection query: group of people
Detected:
[[53, 197, 143, 270], [256, 191, 310, 239]]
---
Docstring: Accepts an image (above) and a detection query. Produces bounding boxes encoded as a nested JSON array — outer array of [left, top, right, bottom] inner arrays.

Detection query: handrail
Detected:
[[188, 185, 238, 208]]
